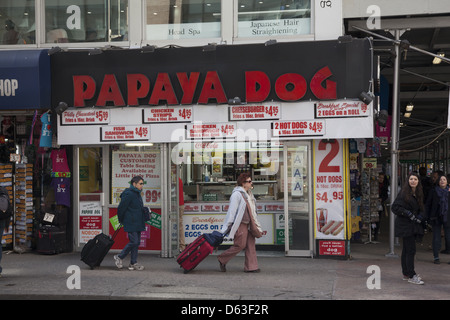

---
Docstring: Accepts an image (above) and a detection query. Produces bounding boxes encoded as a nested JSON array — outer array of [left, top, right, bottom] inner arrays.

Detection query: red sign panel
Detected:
[[318, 240, 346, 256]]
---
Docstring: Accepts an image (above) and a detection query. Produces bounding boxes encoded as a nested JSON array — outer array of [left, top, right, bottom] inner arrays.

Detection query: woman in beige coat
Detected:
[[218, 173, 262, 273]]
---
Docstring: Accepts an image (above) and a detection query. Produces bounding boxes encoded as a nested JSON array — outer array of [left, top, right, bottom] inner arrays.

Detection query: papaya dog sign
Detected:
[[50, 39, 372, 108]]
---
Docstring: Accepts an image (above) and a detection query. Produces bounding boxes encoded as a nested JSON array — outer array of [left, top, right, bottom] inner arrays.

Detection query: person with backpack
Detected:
[[0, 187, 12, 277]]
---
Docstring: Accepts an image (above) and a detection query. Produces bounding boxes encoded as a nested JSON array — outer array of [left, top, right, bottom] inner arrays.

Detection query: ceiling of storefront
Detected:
[[345, 14, 450, 154]]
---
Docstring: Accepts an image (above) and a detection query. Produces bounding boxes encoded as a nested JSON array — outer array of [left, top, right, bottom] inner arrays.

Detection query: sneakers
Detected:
[[408, 274, 424, 285], [114, 255, 123, 269], [114, 255, 144, 270], [128, 263, 144, 271]]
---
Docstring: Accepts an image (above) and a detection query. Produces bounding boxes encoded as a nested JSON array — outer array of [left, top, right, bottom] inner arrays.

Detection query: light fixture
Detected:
[[141, 44, 156, 53], [433, 51, 445, 64], [265, 39, 277, 46], [404, 112, 411, 118], [405, 103, 414, 112], [203, 43, 217, 52], [88, 48, 103, 55], [54, 102, 68, 115], [358, 91, 374, 105], [228, 97, 242, 105], [337, 35, 353, 44], [48, 46, 63, 55]]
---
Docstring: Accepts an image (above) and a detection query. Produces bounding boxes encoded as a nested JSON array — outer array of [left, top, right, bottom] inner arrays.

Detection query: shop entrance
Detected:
[[284, 141, 313, 257]]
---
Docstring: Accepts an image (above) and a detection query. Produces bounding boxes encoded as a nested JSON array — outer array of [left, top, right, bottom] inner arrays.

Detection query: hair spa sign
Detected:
[[50, 39, 372, 108]]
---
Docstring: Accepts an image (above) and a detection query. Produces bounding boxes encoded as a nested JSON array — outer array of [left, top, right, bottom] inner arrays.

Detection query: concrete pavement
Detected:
[[0, 231, 449, 301]]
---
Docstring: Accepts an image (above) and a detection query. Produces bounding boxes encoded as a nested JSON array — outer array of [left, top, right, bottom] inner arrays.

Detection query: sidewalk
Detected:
[[0, 230, 449, 300]]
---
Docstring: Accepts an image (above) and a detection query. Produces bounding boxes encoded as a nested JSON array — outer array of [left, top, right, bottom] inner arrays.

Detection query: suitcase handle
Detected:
[[111, 224, 123, 240]]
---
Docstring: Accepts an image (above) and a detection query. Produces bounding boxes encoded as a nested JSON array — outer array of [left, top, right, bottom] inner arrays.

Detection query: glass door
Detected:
[[284, 141, 313, 257], [75, 146, 106, 249]]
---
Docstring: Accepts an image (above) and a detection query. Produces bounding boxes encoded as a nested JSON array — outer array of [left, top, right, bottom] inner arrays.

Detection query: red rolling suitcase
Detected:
[[177, 234, 214, 273]]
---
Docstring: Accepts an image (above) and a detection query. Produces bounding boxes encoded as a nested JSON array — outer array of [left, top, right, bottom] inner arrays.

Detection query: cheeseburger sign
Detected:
[[51, 39, 372, 108]]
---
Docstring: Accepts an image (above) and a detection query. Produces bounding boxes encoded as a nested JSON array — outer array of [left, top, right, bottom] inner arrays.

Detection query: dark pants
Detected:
[[401, 236, 417, 278], [432, 221, 450, 259], [118, 231, 141, 265], [0, 219, 4, 274]]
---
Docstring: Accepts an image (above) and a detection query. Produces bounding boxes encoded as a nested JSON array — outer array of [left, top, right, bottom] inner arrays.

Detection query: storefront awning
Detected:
[[0, 49, 51, 110]]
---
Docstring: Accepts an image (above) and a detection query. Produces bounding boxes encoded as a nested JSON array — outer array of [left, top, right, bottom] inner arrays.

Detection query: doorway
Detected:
[[283, 141, 313, 257]]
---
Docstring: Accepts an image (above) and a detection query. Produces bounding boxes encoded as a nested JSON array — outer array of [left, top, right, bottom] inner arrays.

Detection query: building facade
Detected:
[[1, 0, 448, 258]]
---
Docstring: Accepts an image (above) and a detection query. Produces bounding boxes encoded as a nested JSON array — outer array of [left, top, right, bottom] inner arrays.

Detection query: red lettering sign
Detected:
[[127, 74, 150, 106], [197, 71, 227, 104], [72, 67, 338, 107]]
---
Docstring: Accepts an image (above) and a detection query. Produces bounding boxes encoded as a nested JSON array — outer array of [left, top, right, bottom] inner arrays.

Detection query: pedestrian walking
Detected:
[[218, 173, 262, 273], [373, 172, 389, 241], [114, 176, 148, 271], [391, 172, 425, 285], [425, 173, 450, 264]]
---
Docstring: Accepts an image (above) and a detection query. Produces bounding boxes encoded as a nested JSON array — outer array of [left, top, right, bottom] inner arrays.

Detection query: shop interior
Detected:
[[0, 112, 73, 254]]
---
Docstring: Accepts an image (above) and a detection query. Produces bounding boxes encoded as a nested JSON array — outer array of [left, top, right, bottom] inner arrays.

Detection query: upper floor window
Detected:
[[44, 0, 128, 43], [237, 0, 311, 38], [0, 1, 36, 45], [146, 0, 221, 41]]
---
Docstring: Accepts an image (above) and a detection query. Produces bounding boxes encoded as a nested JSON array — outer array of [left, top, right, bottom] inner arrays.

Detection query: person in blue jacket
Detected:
[[114, 176, 147, 271]]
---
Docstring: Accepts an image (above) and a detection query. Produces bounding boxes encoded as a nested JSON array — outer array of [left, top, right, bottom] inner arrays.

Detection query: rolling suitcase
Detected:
[[177, 234, 214, 273], [81, 227, 121, 269]]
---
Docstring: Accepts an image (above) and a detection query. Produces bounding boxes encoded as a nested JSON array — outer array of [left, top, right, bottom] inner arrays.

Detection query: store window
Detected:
[[0, 0, 36, 45], [44, 0, 128, 43], [110, 144, 161, 206], [175, 142, 282, 203], [237, 0, 311, 38], [146, 0, 221, 41]]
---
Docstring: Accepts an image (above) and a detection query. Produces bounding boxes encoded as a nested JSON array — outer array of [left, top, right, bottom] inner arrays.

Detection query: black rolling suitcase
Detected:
[[81, 227, 121, 269]]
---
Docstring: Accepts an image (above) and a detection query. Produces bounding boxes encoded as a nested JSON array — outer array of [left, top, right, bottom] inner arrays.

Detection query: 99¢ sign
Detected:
[[314, 139, 345, 239]]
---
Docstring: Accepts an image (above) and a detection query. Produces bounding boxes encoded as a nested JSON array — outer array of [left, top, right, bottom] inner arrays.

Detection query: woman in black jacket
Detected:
[[425, 174, 450, 264], [391, 173, 425, 285]]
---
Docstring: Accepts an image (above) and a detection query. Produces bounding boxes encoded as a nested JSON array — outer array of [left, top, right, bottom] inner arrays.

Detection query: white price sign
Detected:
[[62, 109, 110, 125], [100, 125, 150, 141], [315, 100, 370, 118], [229, 103, 280, 121], [143, 107, 192, 123], [273, 120, 325, 137], [186, 122, 237, 139]]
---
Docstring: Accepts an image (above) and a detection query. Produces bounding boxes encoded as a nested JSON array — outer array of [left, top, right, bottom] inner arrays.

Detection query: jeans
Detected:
[[431, 221, 450, 259], [118, 231, 141, 265], [0, 219, 5, 274], [401, 236, 417, 278]]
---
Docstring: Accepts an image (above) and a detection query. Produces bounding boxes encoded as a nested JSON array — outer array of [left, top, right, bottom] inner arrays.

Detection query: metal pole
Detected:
[[386, 29, 401, 257]]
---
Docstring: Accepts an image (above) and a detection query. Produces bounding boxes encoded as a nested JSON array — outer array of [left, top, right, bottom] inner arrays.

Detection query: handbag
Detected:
[[239, 191, 262, 238]]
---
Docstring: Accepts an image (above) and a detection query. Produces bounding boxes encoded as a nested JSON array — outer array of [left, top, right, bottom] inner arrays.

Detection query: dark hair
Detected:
[[236, 172, 251, 187], [400, 173, 424, 211], [131, 176, 144, 185]]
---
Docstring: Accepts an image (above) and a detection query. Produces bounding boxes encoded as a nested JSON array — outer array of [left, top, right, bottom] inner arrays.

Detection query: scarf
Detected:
[[435, 186, 449, 223]]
